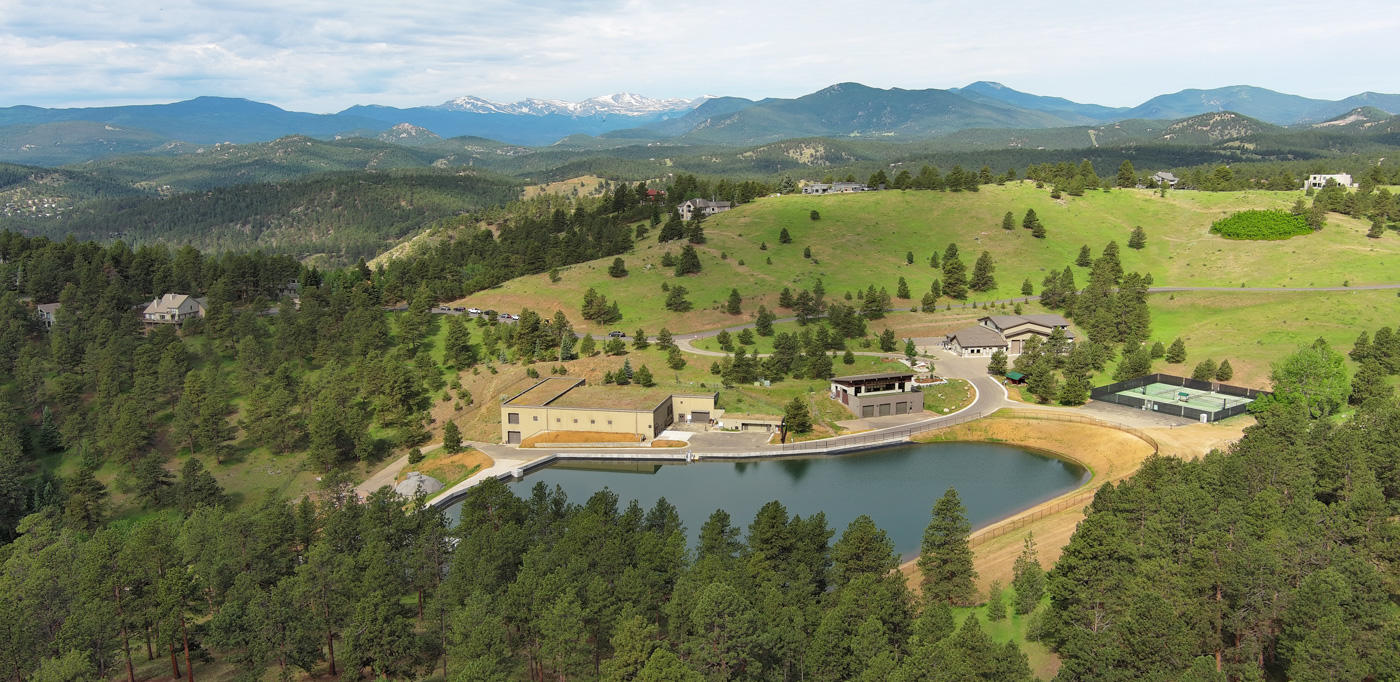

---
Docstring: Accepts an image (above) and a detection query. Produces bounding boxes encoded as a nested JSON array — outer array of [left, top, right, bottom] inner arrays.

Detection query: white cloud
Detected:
[[0, 0, 1395, 111]]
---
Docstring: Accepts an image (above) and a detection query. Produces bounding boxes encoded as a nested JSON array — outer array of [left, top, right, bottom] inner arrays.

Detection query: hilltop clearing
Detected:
[[452, 183, 1387, 333]]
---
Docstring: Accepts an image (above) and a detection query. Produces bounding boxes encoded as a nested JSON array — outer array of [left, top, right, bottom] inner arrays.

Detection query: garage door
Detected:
[[692, 411, 710, 423], [895, 402, 908, 415], [878, 404, 892, 416], [861, 405, 875, 418], [507, 431, 521, 444]]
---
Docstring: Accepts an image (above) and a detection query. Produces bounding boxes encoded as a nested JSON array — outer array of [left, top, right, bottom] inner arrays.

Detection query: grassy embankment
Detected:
[[452, 183, 1388, 337]]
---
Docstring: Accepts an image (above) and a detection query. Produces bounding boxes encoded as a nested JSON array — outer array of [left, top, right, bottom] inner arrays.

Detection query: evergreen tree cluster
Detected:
[[1044, 401, 1400, 680]]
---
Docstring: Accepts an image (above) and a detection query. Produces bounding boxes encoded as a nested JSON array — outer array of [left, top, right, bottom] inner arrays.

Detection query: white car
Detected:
[[467, 307, 482, 315]]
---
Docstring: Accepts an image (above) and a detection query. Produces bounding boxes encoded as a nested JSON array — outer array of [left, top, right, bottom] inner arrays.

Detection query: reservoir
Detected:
[[446, 442, 1088, 560]]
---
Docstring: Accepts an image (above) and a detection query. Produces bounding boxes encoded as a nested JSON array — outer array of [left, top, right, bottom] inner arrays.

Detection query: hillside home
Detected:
[[1303, 173, 1356, 190], [802, 181, 872, 194], [142, 293, 207, 325], [677, 198, 732, 221], [500, 377, 718, 445], [1151, 172, 1179, 188], [944, 326, 1009, 357], [978, 314, 1075, 354], [34, 302, 60, 330], [643, 189, 667, 201], [829, 371, 920, 418]]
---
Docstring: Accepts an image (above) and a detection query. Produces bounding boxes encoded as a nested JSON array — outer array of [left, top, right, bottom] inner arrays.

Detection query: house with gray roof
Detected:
[[35, 302, 60, 331], [142, 293, 207, 326], [944, 326, 1010, 357], [677, 198, 733, 221], [978, 314, 1074, 355], [1151, 171, 1179, 188]]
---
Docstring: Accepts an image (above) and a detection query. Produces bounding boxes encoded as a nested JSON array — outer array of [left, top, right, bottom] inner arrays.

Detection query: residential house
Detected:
[[35, 302, 60, 330], [677, 198, 732, 221], [643, 189, 667, 202], [1303, 173, 1356, 190], [829, 371, 920, 418], [943, 326, 1009, 357], [802, 181, 872, 194], [142, 293, 207, 325], [978, 314, 1075, 354], [1151, 172, 1179, 188]]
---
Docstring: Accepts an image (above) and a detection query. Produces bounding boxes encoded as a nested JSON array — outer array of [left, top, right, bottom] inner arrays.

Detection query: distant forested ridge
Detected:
[[3, 169, 522, 265]]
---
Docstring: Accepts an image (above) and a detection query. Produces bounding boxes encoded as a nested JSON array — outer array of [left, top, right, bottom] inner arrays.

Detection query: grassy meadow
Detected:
[[452, 183, 1388, 335]]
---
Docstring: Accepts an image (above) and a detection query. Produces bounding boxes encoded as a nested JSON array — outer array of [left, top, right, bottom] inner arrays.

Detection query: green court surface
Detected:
[[1119, 382, 1255, 410]]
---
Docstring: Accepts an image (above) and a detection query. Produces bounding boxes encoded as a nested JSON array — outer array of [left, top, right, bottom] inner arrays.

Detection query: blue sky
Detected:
[[2, 0, 1396, 112]]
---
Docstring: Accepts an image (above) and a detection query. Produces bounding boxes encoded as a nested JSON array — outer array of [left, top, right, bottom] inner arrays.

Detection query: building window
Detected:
[[507, 413, 519, 424], [590, 419, 595, 425], [532, 416, 538, 421], [572, 418, 578, 424]]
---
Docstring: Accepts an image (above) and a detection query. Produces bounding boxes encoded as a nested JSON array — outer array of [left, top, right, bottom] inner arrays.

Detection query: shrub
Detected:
[[1209, 210, 1313, 240]]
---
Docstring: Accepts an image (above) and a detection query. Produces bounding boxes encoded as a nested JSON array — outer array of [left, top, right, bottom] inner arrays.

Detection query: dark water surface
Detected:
[[447, 442, 1088, 559]]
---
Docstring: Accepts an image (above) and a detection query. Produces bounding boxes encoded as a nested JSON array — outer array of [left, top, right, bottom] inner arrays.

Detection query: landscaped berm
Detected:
[[1091, 373, 1268, 422]]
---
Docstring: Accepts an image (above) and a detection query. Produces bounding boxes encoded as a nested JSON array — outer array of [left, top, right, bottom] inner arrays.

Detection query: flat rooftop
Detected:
[[550, 384, 674, 411], [832, 371, 915, 383], [506, 377, 582, 406]]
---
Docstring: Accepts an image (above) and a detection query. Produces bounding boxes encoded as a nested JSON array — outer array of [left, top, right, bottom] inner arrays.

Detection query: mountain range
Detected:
[[2, 82, 1398, 165]]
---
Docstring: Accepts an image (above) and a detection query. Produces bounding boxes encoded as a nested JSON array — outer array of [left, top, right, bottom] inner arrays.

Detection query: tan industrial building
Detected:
[[500, 377, 717, 445]]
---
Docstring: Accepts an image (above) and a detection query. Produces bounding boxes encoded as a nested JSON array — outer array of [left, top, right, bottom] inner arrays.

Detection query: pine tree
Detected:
[[667, 346, 687, 370], [1128, 226, 1147, 250], [1150, 341, 1166, 359], [1215, 359, 1233, 382], [1116, 159, 1136, 188], [754, 307, 774, 336], [656, 327, 674, 349], [1021, 278, 1033, 296], [906, 251, 915, 265], [664, 285, 691, 312], [1011, 533, 1046, 614], [970, 251, 996, 292], [917, 488, 977, 605], [942, 255, 968, 300], [1022, 209, 1039, 230], [1031, 221, 1046, 239], [675, 245, 702, 276], [1367, 217, 1385, 239], [635, 365, 655, 388], [1058, 373, 1091, 406], [986, 581, 1007, 621], [1165, 337, 1187, 363], [988, 349, 1008, 375], [1076, 245, 1092, 267], [896, 277, 911, 299], [783, 396, 812, 434], [842, 349, 855, 365], [779, 227, 792, 243], [633, 329, 649, 350], [579, 334, 596, 356], [879, 328, 897, 352], [726, 289, 742, 315], [608, 257, 628, 277], [1191, 359, 1218, 382], [1001, 211, 1015, 230], [439, 421, 461, 454]]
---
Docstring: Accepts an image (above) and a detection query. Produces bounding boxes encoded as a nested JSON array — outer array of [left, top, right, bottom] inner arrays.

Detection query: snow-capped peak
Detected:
[[435, 93, 710, 117]]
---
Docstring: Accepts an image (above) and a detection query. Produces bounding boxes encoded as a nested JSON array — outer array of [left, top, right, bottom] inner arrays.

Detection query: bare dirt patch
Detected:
[[901, 411, 1243, 595], [521, 430, 644, 447]]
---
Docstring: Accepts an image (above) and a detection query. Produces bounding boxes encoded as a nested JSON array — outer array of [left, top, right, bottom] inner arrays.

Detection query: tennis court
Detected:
[[1117, 382, 1256, 411], [1091, 373, 1267, 422]]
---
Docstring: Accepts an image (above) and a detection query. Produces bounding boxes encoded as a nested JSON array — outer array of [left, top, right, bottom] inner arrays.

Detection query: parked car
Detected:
[[508, 314, 520, 321], [498, 312, 512, 320], [482, 309, 497, 319], [607, 330, 626, 338], [452, 306, 465, 312], [467, 307, 482, 315]]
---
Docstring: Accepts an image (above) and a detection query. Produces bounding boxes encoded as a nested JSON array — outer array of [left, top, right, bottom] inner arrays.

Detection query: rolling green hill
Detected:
[[451, 183, 1386, 333]]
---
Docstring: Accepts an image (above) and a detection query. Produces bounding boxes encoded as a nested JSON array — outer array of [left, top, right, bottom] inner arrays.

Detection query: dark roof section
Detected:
[[947, 325, 1009, 348], [831, 371, 915, 384]]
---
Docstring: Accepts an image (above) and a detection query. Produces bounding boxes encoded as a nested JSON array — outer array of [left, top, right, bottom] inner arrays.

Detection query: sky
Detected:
[[2, 0, 1397, 113]]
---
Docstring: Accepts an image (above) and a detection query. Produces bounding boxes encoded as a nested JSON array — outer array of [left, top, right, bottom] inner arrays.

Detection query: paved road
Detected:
[[668, 283, 1400, 345]]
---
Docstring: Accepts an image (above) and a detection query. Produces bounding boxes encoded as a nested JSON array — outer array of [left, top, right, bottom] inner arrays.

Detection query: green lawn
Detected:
[[952, 592, 1056, 679], [1132, 288, 1400, 388], [454, 183, 1386, 335]]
